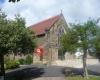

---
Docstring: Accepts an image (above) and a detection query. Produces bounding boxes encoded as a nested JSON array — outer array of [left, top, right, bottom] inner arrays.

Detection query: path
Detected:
[[42, 66, 65, 77], [5, 65, 65, 80], [32, 66, 65, 80], [33, 77, 65, 80]]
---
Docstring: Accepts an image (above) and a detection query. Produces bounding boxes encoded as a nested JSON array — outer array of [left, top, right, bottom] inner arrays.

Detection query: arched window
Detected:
[[58, 27, 64, 37]]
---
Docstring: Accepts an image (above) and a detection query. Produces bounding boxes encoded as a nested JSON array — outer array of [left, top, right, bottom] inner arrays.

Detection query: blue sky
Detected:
[[0, 0, 5, 5], [0, 0, 5, 3], [0, 0, 100, 26]]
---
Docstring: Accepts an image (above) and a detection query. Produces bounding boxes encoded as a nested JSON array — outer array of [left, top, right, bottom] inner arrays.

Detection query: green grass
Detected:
[[66, 76, 100, 80]]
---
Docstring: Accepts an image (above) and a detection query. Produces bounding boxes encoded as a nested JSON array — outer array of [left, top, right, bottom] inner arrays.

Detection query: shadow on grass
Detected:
[[5, 67, 44, 80], [63, 67, 100, 77]]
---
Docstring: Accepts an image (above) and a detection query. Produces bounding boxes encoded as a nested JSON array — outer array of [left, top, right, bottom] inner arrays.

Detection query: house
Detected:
[[29, 13, 68, 62]]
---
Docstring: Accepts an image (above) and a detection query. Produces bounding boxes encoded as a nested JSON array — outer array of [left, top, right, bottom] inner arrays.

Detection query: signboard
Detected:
[[34, 46, 44, 57]]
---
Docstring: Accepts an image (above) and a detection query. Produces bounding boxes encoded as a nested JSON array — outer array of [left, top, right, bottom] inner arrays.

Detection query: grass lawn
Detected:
[[66, 76, 100, 80]]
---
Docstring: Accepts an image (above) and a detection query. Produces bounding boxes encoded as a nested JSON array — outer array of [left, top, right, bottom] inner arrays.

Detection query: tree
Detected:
[[0, 10, 36, 79], [12, 14, 36, 55], [61, 19, 98, 78], [0, 10, 9, 78], [94, 27, 100, 61], [60, 29, 78, 54]]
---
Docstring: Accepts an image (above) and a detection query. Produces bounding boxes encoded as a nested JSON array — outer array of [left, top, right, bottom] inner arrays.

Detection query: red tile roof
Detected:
[[29, 14, 61, 36]]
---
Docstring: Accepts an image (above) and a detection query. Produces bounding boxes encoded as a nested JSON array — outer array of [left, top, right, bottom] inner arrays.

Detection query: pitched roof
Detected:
[[29, 14, 61, 36]]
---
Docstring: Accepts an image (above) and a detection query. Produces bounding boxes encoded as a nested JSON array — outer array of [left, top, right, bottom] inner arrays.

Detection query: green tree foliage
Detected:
[[12, 14, 36, 54], [61, 19, 99, 78], [0, 10, 8, 77], [94, 27, 100, 60], [61, 29, 78, 53], [0, 10, 36, 78]]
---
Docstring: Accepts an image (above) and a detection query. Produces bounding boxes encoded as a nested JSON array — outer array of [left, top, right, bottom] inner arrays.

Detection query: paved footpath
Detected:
[[32, 66, 65, 80], [33, 77, 65, 80]]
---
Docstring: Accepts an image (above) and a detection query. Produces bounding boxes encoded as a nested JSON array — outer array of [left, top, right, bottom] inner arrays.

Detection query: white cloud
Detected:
[[34, 0, 57, 10], [1, 0, 100, 26], [20, 9, 39, 26]]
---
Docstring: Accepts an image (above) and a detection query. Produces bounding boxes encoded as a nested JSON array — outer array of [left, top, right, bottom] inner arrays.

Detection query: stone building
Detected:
[[29, 13, 68, 62]]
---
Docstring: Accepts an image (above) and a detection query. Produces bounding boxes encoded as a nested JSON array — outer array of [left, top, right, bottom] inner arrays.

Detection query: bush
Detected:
[[5, 59, 20, 69], [18, 58, 25, 65], [25, 54, 33, 64], [18, 54, 33, 65]]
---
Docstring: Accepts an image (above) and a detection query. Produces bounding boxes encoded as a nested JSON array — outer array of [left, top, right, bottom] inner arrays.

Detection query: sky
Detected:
[[0, 0, 100, 26]]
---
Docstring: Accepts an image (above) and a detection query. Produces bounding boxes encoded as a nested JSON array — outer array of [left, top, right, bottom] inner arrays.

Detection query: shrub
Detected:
[[18, 58, 25, 65], [5, 59, 20, 69], [25, 54, 33, 64]]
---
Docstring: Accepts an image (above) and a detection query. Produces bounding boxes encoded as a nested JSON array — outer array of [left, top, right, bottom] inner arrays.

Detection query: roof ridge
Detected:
[[30, 14, 60, 27]]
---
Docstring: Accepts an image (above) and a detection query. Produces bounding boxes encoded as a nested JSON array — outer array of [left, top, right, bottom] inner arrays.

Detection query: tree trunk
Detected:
[[0, 54, 5, 80], [82, 50, 88, 78]]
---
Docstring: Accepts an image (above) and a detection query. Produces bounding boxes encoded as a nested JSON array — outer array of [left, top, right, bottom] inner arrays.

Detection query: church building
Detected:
[[29, 13, 68, 62]]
